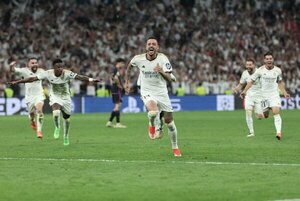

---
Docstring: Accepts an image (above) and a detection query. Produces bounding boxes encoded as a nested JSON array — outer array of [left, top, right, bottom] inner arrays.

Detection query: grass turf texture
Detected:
[[1, 110, 300, 201]]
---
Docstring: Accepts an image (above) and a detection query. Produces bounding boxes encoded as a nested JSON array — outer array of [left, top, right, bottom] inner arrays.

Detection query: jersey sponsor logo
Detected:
[[262, 77, 276, 83], [142, 71, 159, 78]]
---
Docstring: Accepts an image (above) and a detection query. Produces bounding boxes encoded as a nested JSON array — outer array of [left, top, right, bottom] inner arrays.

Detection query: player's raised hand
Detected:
[[9, 61, 17, 72], [154, 63, 162, 72], [9, 61, 16, 67]]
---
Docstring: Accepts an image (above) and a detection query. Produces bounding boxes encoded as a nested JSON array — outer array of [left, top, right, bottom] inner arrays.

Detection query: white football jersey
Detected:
[[14, 67, 45, 102], [240, 69, 261, 98], [37, 69, 77, 99], [130, 53, 172, 96], [251, 65, 282, 98]]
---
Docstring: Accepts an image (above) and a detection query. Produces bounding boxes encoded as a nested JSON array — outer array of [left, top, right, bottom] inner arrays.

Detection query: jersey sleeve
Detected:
[[250, 68, 261, 82], [137, 73, 141, 86], [36, 70, 48, 80], [277, 68, 282, 82], [14, 67, 22, 74], [129, 56, 138, 67], [65, 70, 77, 79], [161, 55, 172, 73], [239, 72, 247, 84]]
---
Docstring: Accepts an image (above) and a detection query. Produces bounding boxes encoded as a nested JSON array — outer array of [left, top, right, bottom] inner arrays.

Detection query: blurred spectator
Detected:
[[175, 84, 185, 96]]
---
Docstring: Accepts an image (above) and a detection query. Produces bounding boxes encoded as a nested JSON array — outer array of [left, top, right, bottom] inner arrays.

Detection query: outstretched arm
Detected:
[[75, 74, 100, 83], [7, 76, 39, 85]]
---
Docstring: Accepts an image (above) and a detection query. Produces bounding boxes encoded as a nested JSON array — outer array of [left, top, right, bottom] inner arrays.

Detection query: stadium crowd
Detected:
[[0, 0, 299, 96]]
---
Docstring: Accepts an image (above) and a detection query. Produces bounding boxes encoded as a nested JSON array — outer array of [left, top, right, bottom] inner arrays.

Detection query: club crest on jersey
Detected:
[[166, 63, 172, 70]]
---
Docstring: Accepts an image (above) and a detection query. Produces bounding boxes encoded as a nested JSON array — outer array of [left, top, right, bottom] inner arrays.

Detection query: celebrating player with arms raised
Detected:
[[8, 59, 99, 145], [9, 58, 45, 139]]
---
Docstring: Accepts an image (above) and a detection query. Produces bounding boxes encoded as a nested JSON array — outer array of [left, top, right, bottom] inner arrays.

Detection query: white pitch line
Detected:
[[1, 157, 300, 167]]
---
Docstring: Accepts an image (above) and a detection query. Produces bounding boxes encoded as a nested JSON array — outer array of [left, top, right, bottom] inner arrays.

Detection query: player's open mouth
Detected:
[[148, 49, 155, 54]]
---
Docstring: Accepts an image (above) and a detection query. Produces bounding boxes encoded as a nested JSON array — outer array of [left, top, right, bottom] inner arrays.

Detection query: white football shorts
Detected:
[[26, 95, 45, 113], [245, 95, 263, 114], [141, 92, 173, 112], [49, 94, 72, 115], [261, 95, 281, 111]]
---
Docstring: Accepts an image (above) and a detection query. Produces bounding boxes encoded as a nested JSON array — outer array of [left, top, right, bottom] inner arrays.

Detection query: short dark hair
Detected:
[[264, 51, 273, 58], [147, 36, 159, 43], [52, 58, 63, 66], [246, 58, 255, 64], [115, 58, 125, 64], [28, 57, 38, 62]]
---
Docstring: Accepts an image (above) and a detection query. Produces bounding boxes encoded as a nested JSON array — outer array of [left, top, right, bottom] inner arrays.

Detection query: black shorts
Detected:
[[112, 93, 122, 104]]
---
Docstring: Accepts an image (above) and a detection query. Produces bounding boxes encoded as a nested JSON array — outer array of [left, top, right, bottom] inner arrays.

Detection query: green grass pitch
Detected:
[[1, 110, 300, 201]]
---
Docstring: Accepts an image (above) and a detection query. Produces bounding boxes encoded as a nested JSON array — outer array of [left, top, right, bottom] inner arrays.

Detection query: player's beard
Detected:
[[147, 48, 157, 59], [247, 68, 253, 74], [31, 66, 38, 73], [266, 62, 273, 69], [54, 69, 63, 77]]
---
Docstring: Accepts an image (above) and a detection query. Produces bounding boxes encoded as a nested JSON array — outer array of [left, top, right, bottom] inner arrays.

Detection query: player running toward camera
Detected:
[[9, 58, 45, 139], [125, 36, 181, 157], [241, 52, 290, 140], [8, 58, 99, 145], [233, 58, 264, 137]]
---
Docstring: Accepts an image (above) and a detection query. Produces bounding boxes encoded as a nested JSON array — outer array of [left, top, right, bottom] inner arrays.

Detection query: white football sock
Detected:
[[246, 110, 254, 134], [64, 118, 70, 138], [274, 114, 282, 133], [36, 113, 44, 132], [167, 121, 178, 149], [148, 111, 158, 127], [53, 110, 61, 129]]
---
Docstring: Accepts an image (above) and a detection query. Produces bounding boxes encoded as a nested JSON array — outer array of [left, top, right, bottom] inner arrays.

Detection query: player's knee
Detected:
[[61, 111, 71, 119], [148, 111, 159, 118], [246, 109, 252, 116], [263, 111, 269, 118], [53, 110, 60, 117], [36, 109, 43, 115], [256, 113, 264, 119], [164, 116, 173, 124]]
